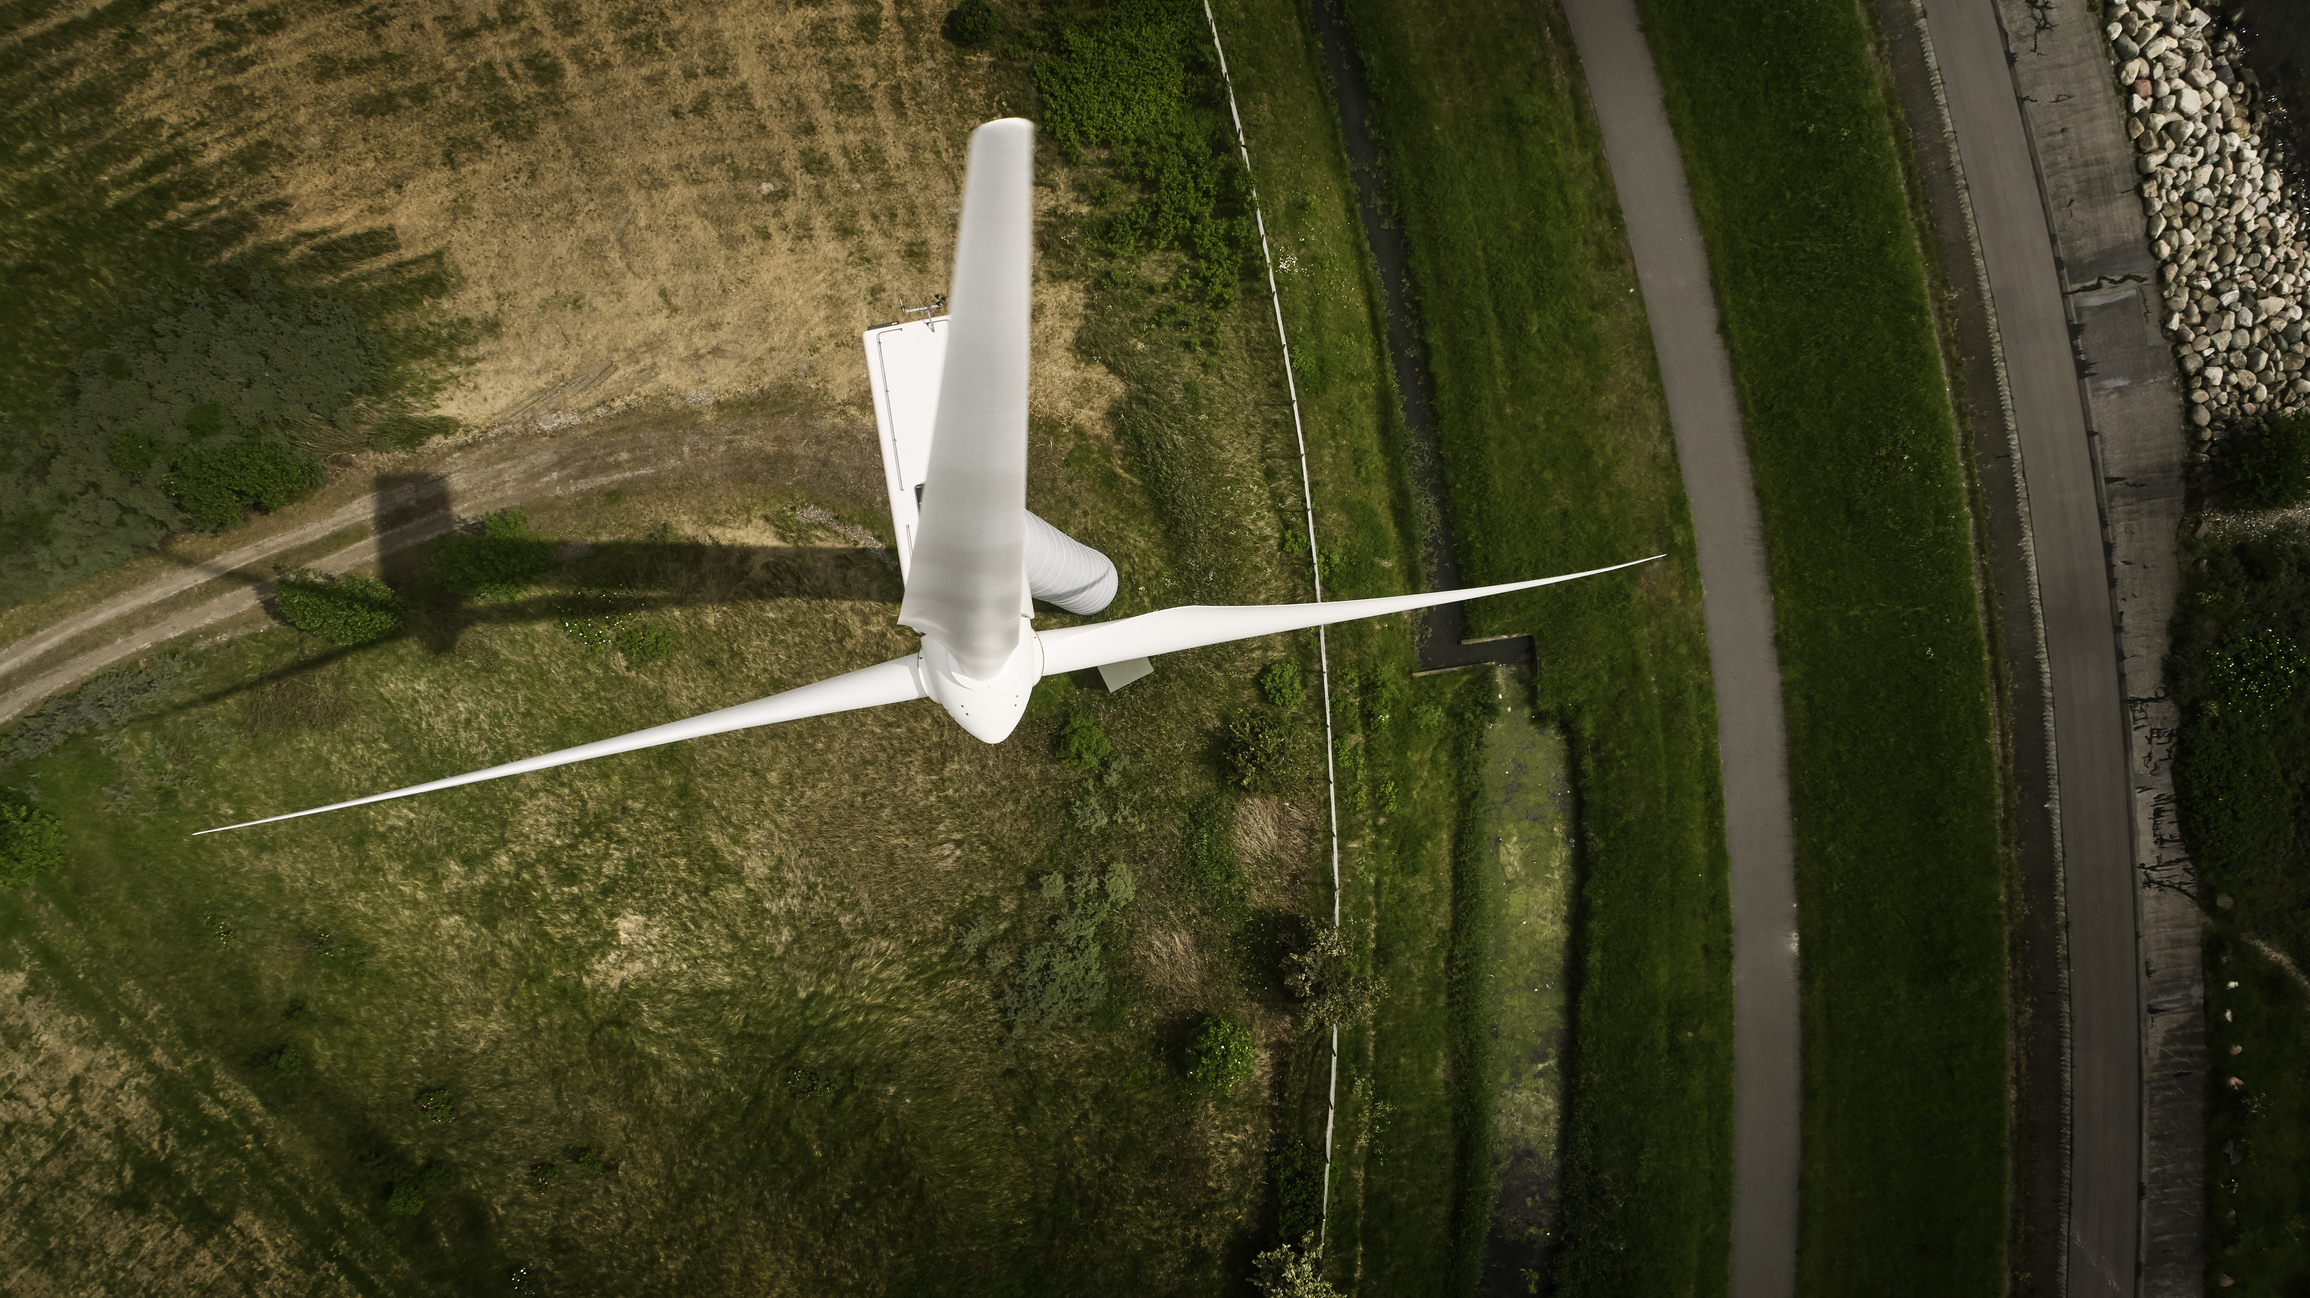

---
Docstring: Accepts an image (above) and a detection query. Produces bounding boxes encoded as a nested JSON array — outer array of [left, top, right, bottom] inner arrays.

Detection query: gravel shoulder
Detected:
[[0, 393, 873, 726]]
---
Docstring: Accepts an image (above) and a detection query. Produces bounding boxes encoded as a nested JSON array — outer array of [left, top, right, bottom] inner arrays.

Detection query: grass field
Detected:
[[0, 0, 1391, 1290], [2202, 930, 2310, 1289], [1218, 0, 1738, 1289], [1633, 0, 2009, 1289], [2, 0, 1140, 607], [2169, 528, 2310, 1286]]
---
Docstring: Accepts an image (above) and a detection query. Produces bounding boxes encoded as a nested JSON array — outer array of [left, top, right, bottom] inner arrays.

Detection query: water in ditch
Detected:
[[1476, 666, 1576, 1295]]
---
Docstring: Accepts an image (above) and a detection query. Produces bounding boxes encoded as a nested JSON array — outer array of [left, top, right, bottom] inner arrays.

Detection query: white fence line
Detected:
[[1199, 0, 1346, 1253]]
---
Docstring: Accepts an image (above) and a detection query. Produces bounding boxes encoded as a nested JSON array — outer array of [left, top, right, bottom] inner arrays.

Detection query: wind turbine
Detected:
[[197, 119, 1655, 836]]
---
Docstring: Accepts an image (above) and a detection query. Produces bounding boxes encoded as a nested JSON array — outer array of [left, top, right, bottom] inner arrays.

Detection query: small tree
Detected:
[[0, 803, 66, 886], [1251, 1237, 1345, 1298], [274, 569, 405, 645], [1186, 1015, 1256, 1096], [1285, 926, 1390, 1031], [430, 508, 553, 599]]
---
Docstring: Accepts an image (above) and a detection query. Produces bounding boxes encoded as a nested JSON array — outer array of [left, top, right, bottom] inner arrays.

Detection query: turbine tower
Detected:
[[198, 119, 1655, 836]]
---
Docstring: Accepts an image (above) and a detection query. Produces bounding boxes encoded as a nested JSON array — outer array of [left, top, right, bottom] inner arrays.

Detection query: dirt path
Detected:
[[0, 398, 876, 726], [1556, 1, 1804, 1292]]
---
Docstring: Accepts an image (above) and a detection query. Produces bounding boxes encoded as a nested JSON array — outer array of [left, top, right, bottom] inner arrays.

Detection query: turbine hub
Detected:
[[920, 626, 1042, 743]]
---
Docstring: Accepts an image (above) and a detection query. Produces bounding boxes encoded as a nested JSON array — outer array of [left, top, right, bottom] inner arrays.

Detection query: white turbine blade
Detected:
[[1038, 556, 1661, 675], [195, 655, 928, 836], [898, 118, 1034, 679]]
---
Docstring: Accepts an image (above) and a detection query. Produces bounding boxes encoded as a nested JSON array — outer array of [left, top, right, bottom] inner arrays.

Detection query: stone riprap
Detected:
[[2114, 0, 2305, 442]]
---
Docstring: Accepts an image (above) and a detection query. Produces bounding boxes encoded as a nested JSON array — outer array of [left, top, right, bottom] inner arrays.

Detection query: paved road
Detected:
[[1558, 1, 1803, 1292], [1921, 2, 2144, 1293]]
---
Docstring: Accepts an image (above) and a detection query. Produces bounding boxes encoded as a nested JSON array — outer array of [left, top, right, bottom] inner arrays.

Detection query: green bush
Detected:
[[0, 655, 183, 773], [2171, 540, 2310, 888], [1251, 1237, 1344, 1298], [1285, 925, 1390, 1030], [268, 1045, 308, 1076], [274, 569, 405, 645], [1270, 1139, 1325, 1245], [164, 438, 321, 531], [1001, 863, 1137, 1031], [1259, 660, 1305, 710], [615, 621, 675, 669], [386, 1161, 452, 1216], [1180, 795, 1249, 917], [528, 1162, 562, 1191], [943, 0, 1003, 46], [2226, 414, 2310, 511], [430, 508, 552, 599], [0, 802, 66, 886], [574, 1146, 606, 1174], [371, 413, 458, 452], [415, 1087, 457, 1123], [1185, 1015, 1256, 1095], [1057, 711, 1117, 772], [1225, 712, 1313, 793]]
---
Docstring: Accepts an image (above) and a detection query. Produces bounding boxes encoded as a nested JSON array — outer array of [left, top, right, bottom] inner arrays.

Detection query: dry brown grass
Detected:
[[54, 0, 1126, 437]]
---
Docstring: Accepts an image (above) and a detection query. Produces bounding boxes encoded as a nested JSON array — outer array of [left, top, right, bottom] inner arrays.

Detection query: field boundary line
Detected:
[[1200, 0, 1347, 1250]]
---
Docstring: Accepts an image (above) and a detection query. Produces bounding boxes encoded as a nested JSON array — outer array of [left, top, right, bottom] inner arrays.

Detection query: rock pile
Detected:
[[2110, 0, 2307, 443]]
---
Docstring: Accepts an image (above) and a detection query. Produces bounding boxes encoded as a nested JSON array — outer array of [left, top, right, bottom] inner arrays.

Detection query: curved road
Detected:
[[1924, 1, 2161, 1293], [1558, 2, 1804, 1293]]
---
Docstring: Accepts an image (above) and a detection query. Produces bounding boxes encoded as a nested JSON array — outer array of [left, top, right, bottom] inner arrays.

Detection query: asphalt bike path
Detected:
[[1557, 1, 1803, 1292]]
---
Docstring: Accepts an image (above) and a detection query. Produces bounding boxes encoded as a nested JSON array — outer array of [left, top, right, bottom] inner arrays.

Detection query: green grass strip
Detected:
[[1633, 0, 2009, 1289], [1329, 0, 1736, 1290]]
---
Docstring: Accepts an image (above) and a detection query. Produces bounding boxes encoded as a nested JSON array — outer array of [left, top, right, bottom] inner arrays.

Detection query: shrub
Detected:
[[943, 0, 1002, 46], [2226, 413, 2310, 511], [1251, 1237, 1344, 1298], [0, 802, 66, 886], [415, 1087, 457, 1123], [573, 1146, 606, 1173], [274, 568, 404, 645], [269, 1044, 307, 1076], [1285, 925, 1390, 1031], [528, 1162, 562, 1191], [430, 508, 552, 599], [615, 621, 675, 669], [0, 655, 183, 774], [1180, 795, 1248, 917], [1225, 712, 1313, 793], [165, 438, 322, 530], [1185, 1015, 1255, 1096], [1057, 711, 1116, 772], [1001, 863, 1137, 1031], [1259, 660, 1305, 710], [386, 1161, 452, 1216], [1270, 1140, 1325, 1245]]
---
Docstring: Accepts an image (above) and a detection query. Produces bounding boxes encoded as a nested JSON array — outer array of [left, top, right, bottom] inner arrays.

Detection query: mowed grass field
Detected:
[[1227, 0, 1736, 1289], [1635, 0, 2009, 1290]]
